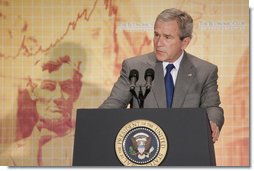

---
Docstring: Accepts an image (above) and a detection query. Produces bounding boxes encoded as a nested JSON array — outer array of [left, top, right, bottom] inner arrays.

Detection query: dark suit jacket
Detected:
[[99, 51, 224, 130]]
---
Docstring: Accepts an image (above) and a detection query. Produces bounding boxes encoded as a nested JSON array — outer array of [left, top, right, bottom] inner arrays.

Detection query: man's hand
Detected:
[[210, 121, 220, 143]]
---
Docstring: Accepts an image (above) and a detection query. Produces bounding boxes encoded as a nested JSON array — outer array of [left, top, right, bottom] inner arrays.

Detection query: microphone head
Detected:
[[144, 68, 155, 81], [129, 69, 139, 81]]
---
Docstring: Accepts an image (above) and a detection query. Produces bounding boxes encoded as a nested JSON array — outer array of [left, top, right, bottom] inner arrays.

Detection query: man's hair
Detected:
[[42, 55, 71, 73], [155, 8, 193, 40]]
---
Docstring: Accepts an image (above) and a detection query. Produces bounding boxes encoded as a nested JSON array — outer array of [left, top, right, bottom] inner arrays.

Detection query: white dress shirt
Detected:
[[162, 51, 184, 85]]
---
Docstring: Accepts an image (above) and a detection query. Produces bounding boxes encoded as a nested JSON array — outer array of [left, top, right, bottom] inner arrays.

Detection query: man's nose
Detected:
[[155, 36, 163, 46], [52, 84, 68, 100]]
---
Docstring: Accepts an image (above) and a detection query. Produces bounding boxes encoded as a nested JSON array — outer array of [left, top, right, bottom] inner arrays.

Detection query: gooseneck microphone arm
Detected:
[[143, 68, 155, 99], [129, 68, 155, 108], [129, 69, 139, 106]]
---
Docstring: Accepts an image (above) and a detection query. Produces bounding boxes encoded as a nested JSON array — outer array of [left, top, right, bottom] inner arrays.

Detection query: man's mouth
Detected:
[[48, 106, 63, 113], [52, 109, 62, 113], [156, 49, 165, 54]]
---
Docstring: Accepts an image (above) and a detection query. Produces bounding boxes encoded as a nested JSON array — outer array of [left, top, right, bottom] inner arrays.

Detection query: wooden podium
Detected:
[[72, 108, 216, 166]]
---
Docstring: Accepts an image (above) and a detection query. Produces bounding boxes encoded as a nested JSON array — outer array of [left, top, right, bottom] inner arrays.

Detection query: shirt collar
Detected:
[[162, 51, 184, 71]]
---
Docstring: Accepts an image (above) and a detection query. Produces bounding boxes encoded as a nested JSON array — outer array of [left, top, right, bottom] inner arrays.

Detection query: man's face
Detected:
[[33, 63, 76, 123], [153, 20, 190, 62]]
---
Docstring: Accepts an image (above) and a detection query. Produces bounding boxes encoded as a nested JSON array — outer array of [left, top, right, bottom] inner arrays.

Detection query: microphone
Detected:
[[129, 69, 139, 90], [144, 68, 155, 90]]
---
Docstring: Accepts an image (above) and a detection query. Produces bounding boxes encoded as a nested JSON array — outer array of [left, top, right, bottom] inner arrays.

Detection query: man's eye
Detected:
[[165, 35, 173, 39], [62, 84, 73, 90], [61, 82, 75, 93], [41, 83, 56, 91]]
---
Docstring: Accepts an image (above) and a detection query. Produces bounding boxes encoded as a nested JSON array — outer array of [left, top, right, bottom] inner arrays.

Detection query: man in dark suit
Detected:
[[99, 8, 224, 142]]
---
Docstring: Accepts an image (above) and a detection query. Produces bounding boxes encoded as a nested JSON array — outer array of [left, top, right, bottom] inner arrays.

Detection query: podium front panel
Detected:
[[72, 108, 215, 166]]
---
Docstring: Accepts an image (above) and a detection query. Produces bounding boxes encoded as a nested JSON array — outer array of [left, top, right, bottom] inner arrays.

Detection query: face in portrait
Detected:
[[32, 55, 82, 134], [16, 42, 84, 139]]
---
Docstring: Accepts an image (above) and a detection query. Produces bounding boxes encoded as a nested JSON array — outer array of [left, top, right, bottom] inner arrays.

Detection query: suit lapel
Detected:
[[150, 55, 167, 108], [172, 53, 195, 108], [146, 52, 195, 108]]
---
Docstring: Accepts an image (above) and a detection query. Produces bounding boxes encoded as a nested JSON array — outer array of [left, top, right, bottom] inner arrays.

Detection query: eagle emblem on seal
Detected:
[[129, 132, 155, 160]]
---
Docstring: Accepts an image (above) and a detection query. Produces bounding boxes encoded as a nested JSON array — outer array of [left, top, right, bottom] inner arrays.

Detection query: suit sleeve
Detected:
[[99, 60, 133, 108], [200, 66, 224, 130]]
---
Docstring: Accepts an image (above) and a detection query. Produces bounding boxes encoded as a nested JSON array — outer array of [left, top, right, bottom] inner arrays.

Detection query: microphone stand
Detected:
[[129, 68, 154, 108], [130, 85, 151, 108], [138, 87, 144, 108]]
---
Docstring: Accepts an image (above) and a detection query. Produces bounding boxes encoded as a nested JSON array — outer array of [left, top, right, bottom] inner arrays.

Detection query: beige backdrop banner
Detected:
[[0, 0, 249, 166]]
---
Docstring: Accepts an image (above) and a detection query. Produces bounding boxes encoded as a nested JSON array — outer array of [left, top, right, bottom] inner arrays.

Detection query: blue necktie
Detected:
[[165, 64, 175, 108]]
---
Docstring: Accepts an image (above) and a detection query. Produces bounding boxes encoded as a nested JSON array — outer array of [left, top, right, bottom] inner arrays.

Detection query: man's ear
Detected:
[[181, 37, 191, 50], [26, 77, 38, 100]]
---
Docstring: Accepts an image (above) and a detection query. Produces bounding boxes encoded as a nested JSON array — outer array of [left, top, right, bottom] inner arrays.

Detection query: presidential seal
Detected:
[[115, 119, 168, 166]]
